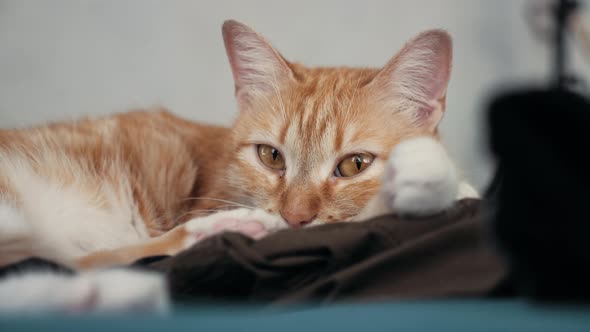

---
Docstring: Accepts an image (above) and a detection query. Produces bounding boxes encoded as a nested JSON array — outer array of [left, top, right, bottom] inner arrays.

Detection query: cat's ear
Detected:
[[222, 20, 294, 110], [369, 30, 452, 132]]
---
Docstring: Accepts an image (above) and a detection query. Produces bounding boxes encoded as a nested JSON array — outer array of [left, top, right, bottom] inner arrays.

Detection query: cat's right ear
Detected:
[[222, 20, 294, 110], [368, 30, 453, 132]]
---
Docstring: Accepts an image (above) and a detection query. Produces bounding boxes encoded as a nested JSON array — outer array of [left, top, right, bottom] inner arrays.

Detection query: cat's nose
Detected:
[[280, 208, 317, 228]]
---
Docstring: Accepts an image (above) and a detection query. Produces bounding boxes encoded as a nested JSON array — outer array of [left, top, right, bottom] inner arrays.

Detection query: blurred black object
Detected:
[[486, 0, 590, 301], [487, 89, 590, 301]]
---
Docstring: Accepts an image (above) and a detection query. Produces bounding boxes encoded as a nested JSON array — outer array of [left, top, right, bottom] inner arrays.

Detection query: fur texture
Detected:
[[0, 20, 477, 281]]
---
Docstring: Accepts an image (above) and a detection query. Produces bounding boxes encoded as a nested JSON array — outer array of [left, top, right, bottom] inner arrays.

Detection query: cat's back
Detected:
[[0, 109, 229, 176], [0, 108, 227, 154], [0, 110, 224, 196], [0, 109, 230, 264]]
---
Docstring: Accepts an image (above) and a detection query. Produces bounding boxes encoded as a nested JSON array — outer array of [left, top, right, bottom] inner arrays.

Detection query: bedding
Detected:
[[0, 199, 507, 304], [146, 198, 505, 303]]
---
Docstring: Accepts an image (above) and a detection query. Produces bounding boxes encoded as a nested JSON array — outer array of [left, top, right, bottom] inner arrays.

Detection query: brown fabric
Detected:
[[146, 199, 507, 304]]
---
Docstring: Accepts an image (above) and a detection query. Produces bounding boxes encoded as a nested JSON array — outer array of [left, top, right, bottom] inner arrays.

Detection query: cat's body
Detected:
[[0, 100, 474, 269], [0, 110, 233, 266], [0, 20, 477, 312]]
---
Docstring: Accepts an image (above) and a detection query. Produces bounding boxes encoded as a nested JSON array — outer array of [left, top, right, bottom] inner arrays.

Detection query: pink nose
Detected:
[[280, 208, 317, 228]]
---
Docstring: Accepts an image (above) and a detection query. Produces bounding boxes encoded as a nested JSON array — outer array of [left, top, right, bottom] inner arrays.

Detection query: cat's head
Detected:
[[222, 20, 452, 227]]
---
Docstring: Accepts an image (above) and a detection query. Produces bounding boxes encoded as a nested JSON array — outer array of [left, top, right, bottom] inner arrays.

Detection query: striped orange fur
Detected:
[[0, 20, 455, 268]]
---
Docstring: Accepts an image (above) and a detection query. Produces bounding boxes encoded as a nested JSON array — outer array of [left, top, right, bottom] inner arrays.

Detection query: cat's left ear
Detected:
[[222, 20, 295, 111], [369, 30, 452, 132]]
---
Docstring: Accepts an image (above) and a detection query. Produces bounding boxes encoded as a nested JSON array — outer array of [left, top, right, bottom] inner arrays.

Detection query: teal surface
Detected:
[[1, 300, 589, 331]]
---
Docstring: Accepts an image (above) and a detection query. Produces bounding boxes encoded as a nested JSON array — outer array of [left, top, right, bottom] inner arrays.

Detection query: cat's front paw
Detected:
[[382, 137, 459, 216], [182, 208, 287, 249]]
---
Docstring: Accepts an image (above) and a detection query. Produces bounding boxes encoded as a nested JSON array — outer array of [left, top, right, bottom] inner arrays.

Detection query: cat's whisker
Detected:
[[173, 211, 198, 223], [187, 209, 230, 215], [172, 209, 218, 224], [223, 192, 257, 207], [175, 206, 259, 223], [180, 196, 254, 209]]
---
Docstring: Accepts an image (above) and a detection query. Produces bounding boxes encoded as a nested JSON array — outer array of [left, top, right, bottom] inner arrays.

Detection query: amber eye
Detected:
[[335, 153, 374, 177], [257, 144, 286, 170]]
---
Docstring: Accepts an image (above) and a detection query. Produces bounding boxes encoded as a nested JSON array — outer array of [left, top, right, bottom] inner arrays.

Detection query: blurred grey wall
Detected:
[[1, 0, 589, 190]]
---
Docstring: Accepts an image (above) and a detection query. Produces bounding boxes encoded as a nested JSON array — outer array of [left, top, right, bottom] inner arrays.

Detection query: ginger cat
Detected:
[[0, 20, 477, 272]]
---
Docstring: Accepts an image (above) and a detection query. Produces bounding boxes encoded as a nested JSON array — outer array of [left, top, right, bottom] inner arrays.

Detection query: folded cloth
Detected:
[[143, 198, 506, 304], [487, 89, 590, 301], [0, 199, 506, 305]]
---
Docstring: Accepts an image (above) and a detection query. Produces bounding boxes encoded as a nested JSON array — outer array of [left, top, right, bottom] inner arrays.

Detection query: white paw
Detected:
[[0, 272, 95, 313], [85, 269, 169, 313], [381, 137, 459, 216], [0, 269, 169, 314], [182, 208, 287, 249]]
